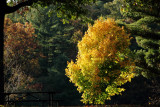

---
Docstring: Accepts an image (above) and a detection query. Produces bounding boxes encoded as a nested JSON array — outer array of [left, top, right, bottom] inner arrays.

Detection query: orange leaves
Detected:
[[4, 18, 41, 76], [65, 17, 135, 104], [4, 18, 38, 56]]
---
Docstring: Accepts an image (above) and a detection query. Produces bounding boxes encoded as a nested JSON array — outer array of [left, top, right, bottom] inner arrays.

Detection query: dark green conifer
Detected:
[[120, 0, 160, 78], [26, 6, 83, 105]]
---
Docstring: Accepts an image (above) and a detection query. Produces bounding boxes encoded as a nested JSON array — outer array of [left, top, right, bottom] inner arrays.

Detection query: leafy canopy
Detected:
[[65, 18, 135, 104], [123, 0, 160, 17], [7, 0, 96, 22]]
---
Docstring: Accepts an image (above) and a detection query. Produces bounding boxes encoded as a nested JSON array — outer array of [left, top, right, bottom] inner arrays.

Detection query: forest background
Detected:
[[4, 0, 160, 106]]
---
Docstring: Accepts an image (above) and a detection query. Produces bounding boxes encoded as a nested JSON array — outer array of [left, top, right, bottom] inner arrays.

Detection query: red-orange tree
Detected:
[[66, 18, 135, 104], [4, 18, 40, 92]]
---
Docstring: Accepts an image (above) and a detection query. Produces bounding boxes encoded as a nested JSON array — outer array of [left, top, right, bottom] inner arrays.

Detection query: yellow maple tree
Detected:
[[66, 17, 135, 104]]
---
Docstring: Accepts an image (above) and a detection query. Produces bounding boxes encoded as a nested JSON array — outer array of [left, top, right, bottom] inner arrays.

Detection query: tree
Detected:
[[120, 0, 160, 78], [123, 0, 160, 17], [0, 0, 95, 105], [87, 0, 113, 20], [25, 5, 76, 70], [103, 0, 123, 19], [24, 6, 83, 105], [65, 18, 135, 104], [117, 0, 160, 105], [4, 18, 39, 93]]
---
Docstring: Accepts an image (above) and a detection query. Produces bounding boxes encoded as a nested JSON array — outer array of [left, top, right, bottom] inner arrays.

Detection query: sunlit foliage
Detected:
[[66, 18, 135, 104]]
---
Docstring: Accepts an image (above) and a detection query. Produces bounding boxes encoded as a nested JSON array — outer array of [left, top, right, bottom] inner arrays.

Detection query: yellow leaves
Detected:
[[127, 73, 135, 82], [66, 61, 79, 76], [65, 17, 135, 104], [65, 60, 81, 83]]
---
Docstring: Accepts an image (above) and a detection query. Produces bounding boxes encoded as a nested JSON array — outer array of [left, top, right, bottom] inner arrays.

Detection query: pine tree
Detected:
[[120, 0, 160, 78], [103, 0, 123, 19], [26, 6, 73, 72], [26, 6, 83, 105]]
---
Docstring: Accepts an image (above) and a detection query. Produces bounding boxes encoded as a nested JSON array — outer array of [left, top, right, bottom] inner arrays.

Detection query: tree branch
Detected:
[[117, 21, 160, 40], [5, 0, 37, 14]]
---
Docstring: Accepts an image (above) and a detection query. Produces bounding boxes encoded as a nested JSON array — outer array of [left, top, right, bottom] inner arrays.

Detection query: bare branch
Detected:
[[5, 0, 37, 14]]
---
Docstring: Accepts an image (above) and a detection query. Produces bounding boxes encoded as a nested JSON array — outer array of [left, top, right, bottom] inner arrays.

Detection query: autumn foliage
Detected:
[[65, 18, 135, 104], [4, 18, 39, 69], [4, 18, 40, 92]]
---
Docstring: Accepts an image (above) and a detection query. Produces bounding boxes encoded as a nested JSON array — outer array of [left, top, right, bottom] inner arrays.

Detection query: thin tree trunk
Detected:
[[0, 0, 6, 105], [0, 11, 5, 106]]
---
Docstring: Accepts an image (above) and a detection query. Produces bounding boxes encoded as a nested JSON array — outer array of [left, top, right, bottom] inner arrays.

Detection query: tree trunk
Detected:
[[0, 12, 5, 105], [0, 0, 5, 105], [0, 0, 34, 105]]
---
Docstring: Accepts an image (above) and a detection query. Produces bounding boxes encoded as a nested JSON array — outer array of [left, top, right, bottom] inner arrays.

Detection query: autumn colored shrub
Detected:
[[65, 18, 135, 104]]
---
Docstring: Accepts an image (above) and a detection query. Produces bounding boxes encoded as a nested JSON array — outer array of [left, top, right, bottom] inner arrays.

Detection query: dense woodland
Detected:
[[2, 0, 160, 106]]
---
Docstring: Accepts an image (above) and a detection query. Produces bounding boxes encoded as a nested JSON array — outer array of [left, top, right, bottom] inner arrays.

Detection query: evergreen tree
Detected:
[[114, 0, 160, 105], [120, 0, 160, 78], [26, 6, 73, 72], [103, 0, 123, 19], [26, 6, 83, 105], [86, 0, 115, 21]]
